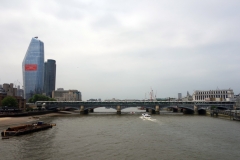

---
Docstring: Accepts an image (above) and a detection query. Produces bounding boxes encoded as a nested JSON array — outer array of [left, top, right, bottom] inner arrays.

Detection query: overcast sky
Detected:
[[0, 0, 240, 100]]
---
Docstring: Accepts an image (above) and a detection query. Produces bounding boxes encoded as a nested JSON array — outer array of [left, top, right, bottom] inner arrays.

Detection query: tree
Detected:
[[1, 96, 18, 107], [28, 94, 56, 103]]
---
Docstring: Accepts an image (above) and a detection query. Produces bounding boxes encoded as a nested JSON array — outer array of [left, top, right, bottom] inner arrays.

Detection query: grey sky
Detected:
[[0, 0, 240, 100]]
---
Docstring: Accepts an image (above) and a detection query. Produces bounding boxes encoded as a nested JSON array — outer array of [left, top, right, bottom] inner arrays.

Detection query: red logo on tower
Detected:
[[25, 64, 37, 71]]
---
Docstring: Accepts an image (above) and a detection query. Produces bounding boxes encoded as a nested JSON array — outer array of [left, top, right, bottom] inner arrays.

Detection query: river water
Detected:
[[1, 108, 240, 160]]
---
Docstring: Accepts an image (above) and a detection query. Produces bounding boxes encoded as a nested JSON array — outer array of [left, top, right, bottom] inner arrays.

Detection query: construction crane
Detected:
[[149, 88, 157, 101]]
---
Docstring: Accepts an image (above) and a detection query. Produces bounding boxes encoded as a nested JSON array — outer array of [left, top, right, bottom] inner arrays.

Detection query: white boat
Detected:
[[142, 113, 151, 119]]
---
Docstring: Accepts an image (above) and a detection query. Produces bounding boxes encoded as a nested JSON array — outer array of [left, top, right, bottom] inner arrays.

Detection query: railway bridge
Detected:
[[36, 101, 235, 115]]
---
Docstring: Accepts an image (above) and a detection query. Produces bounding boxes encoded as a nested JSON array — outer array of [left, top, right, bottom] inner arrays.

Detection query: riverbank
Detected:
[[0, 110, 59, 117], [0, 112, 63, 128]]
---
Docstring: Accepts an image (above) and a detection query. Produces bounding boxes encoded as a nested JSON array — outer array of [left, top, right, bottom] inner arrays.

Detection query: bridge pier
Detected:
[[148, 109, 156, 114], [155, 105, 160, 114], [152, 109, 156, 114], [172, 108, 178, 112], [116, 105, 121, 115], [210, 110, 218, 117], [84, 109, 89, 114], [148, 109, 152, 114], [194, 105, 198, 114], [89, 109, 94, 113], [80, 105, 85, 114], [146, 108, 149, 112], [80, 106, 88, 114]]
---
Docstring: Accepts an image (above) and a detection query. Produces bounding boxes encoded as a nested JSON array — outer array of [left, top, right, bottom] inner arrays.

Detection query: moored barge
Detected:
[[1, 121, 55, 137]]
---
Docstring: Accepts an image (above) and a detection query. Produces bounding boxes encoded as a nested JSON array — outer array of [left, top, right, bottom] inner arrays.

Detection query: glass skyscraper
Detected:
[[22, 37, 44, 100], [44, 59, 56, 97]]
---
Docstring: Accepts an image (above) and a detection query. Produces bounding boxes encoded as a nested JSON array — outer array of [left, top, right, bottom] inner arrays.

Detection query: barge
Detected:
[[1, 121, 55, 137]]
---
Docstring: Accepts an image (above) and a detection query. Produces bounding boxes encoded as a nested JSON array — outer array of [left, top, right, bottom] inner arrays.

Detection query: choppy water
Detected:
[[1, 108, 240, 160]]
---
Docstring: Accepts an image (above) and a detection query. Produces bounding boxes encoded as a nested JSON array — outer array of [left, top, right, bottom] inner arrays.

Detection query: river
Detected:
[[1, 108, 240, 160]]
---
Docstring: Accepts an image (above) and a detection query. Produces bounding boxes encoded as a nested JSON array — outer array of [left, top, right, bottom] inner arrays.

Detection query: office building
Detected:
[[22, 37, 44, 100], [17, 85, 24, 97], [3, 83, 17, 96], [44, 59, 56, 97], [52, 88, 82, 101], [192, 89, 234, 101], [0, 83, 24, 98], [178, 93, 182, 100]]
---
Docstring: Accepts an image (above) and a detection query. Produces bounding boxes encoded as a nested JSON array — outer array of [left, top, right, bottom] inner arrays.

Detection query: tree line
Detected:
[[1, 94, 56, 108]]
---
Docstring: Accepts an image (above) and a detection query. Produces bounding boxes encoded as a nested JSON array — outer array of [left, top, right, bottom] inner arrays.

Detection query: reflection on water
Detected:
[[1, 108, 240, 160]]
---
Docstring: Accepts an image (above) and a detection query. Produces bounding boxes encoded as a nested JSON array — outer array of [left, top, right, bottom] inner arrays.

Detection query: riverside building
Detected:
[[0, 83, 26, 110], [178, 93, 182, 100], [52, 88, 82, 101], [43, 59, 56, 97], [192, 89, 234, 101], [22, 37, 44, 100]]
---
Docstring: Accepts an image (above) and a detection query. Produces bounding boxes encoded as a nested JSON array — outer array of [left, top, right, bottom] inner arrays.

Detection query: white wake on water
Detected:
[[139, 116, 157, 122]]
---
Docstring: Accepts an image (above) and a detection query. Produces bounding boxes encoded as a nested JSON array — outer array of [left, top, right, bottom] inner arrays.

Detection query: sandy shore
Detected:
[[0, 112, 63, 128]]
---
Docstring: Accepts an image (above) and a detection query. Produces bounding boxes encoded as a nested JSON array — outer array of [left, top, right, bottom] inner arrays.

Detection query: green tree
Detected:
[[28, 94, 56, 103], [1, 96, 18, 107]]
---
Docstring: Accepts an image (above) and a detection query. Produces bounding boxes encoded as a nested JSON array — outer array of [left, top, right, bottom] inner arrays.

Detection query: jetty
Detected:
[[210, 109, 240, 120]]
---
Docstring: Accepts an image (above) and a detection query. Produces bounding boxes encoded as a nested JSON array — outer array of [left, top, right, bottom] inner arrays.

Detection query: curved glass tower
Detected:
[[22, 37, 44, 100]]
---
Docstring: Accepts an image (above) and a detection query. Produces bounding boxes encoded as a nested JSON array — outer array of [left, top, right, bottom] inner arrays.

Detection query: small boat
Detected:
[[142, 113, 151, 119], [1, 121, 56, 137]]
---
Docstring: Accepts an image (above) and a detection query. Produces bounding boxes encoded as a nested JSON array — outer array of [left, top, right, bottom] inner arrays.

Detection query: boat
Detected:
[[142, 113, 151, 119], [1, 121, 56, 137]]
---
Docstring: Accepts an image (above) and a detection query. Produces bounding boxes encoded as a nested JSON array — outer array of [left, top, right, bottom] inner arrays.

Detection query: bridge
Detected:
[[36, 101, 236, 115]]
